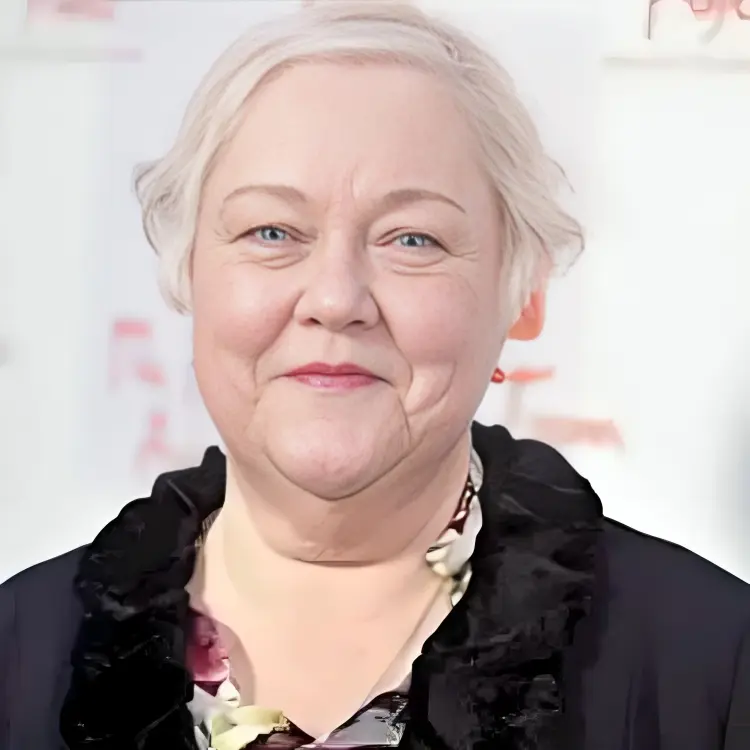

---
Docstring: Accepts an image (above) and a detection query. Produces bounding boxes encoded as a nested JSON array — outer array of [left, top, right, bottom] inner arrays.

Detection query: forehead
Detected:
[[208, 61, 488, 203]]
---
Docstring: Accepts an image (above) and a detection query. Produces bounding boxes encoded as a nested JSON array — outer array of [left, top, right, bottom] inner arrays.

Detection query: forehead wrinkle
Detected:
[[207, 65, 486, 228]]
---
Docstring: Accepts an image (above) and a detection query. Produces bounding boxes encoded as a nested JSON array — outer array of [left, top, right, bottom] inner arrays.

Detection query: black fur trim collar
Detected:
[[60, 423, 602, 749]]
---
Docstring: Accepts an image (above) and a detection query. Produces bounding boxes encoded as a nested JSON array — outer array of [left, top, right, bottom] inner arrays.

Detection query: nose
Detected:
[[293, 237, 379, 332]]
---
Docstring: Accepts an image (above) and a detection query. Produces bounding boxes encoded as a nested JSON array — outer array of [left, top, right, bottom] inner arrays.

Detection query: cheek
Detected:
[[379, 272, 503, 419], [382, 276, 488, 372], [191, 257, 290, 374]]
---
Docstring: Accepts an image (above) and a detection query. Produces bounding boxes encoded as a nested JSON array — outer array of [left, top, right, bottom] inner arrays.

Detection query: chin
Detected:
[[262, 419, 403, 500]]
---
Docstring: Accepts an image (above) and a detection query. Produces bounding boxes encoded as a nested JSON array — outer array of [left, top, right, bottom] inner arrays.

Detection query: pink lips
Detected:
[[284, 362, 380, 390]]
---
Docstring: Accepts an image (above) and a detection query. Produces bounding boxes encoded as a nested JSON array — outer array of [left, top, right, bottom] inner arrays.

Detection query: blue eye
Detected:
[[254, 226, 288, 242], [396, 233, 438, 248]]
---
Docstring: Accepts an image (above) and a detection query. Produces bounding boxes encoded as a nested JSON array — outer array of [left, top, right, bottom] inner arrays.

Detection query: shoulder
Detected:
[[589, 519, 750, 711], [0, 550, 88, 740], [600, 518, 750, 626], [0, 547, 86, 635], [1, 546, 86, 596]]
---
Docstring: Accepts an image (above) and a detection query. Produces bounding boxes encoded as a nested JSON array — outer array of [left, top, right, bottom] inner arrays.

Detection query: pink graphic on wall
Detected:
[[26, 0, 114, 22], [134, 410, 176, 472], [647, 0, 750, 39], [25, 0, 140, 62], [108, 318, 167, 391], [504, 366, 624, 449]]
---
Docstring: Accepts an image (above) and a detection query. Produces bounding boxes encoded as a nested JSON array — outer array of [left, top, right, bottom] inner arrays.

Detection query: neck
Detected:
[[194, 433, 471, 617]]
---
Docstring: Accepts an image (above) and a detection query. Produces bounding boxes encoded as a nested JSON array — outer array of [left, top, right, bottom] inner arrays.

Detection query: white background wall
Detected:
[[1, 0, 749, 582]]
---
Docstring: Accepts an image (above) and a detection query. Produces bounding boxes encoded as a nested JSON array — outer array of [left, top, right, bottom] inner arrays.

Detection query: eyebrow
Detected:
[[219, 183, 467, 216]]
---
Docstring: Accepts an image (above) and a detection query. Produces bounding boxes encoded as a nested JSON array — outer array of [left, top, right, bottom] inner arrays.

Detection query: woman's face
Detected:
[[192, 62, 508, 498]]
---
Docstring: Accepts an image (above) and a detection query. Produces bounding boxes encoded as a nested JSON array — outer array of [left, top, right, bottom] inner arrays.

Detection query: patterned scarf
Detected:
[[187, 450, 484, 749]]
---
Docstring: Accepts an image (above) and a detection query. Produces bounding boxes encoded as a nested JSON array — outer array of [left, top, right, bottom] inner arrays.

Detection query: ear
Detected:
[[507, 288, 546, 341]]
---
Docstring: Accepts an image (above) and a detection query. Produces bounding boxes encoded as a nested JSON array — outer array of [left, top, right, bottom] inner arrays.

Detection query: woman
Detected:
[[1, 2, 749, 749]]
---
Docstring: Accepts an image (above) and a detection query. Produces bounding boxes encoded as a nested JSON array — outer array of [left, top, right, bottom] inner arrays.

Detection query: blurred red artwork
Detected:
[[26, 0, 114, 21], [134, 411, 174, 471], [647, 0, 750, 34], [503, 366, 624, 449], [108, 318, 167, 390], [696, 0, 748, 15]]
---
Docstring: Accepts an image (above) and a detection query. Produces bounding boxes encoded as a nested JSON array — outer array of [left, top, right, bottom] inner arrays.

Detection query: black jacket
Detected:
[[1, 423, 750, 750]]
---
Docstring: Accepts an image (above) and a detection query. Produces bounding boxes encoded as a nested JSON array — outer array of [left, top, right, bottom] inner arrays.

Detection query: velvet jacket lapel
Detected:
[[59, 423, 602, 750]]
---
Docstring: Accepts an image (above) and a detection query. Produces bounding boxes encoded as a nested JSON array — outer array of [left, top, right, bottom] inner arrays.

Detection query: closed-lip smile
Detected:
[[283, 362, 381, 389]]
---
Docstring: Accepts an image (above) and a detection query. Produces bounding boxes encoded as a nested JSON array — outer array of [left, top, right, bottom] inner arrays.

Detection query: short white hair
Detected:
[[135, 0, 583, 316]]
